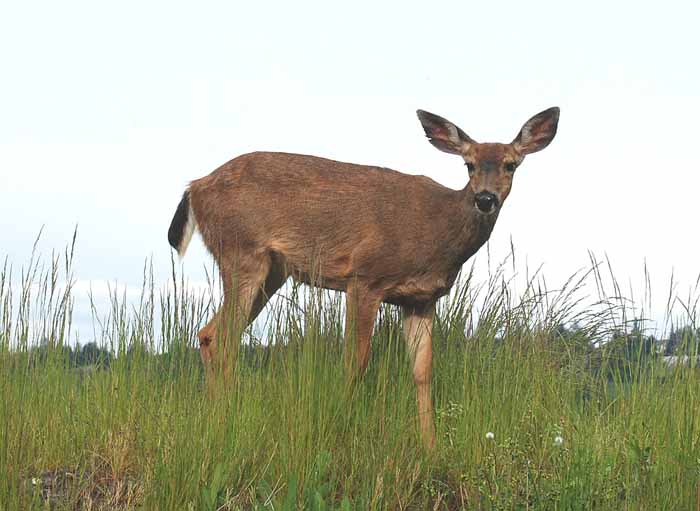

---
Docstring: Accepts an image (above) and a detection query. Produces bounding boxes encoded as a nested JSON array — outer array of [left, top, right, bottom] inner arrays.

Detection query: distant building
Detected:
[[661, 355, 699, 368]]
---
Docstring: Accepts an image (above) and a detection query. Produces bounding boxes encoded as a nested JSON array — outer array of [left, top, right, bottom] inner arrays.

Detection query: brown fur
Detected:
[[173, 107, 560, 448]]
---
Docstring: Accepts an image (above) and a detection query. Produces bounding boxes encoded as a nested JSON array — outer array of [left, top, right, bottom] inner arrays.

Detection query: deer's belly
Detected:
[[278, 251, 460, 307], [381, 270, 459, 306]]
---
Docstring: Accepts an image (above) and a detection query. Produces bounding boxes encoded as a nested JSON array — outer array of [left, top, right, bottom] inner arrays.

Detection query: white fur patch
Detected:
[[177, 202, 197, 257]]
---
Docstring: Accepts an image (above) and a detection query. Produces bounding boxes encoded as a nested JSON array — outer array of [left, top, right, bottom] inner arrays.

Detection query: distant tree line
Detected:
[[553, 319, 700, 378], [26, 339, 113, 368], [663, 325, 700, 356], [15, 321, 700, 377]]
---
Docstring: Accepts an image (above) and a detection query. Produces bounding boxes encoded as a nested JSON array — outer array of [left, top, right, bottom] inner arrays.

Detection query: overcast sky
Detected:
[[2, 0, 699, 341]]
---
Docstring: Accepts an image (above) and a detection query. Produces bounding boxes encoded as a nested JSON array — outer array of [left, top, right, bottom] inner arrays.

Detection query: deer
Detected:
[[167, 107, 559, 448]]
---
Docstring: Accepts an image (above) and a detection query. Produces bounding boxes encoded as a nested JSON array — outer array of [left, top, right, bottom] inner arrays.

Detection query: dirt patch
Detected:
[[26, 461, 142, 510]]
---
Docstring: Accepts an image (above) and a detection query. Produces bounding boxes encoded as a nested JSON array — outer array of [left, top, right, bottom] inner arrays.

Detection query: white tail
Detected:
[[167, 190, 197, 257]]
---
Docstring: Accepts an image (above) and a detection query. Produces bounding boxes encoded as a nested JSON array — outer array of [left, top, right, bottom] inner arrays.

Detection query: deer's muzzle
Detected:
[[474, 192, 499, 215]]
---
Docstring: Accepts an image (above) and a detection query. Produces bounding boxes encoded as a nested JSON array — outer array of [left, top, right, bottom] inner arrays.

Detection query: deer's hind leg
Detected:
[[198, 251, 279, 386], [248, 258, 288, 324]]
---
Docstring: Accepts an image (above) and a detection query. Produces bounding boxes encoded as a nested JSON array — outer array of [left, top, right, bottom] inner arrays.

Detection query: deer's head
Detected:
[[417, 107, 559, 215]]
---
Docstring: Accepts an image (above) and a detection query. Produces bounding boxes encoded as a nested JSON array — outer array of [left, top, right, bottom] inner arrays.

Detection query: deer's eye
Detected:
[[465, 162, 476, 173], [505, 162, 516, 172]]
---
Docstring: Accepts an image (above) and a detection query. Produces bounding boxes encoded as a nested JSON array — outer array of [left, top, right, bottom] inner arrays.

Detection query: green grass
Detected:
[[2, 242, 700, 510]]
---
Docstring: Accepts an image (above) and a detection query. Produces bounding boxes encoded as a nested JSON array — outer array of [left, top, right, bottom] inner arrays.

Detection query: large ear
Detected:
[[512, 107, 560, 155], [417, 110, 475, 155]]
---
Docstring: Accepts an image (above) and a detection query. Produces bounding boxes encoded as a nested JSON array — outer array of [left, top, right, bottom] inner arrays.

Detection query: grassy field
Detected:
[[2, 243, 700, 510]]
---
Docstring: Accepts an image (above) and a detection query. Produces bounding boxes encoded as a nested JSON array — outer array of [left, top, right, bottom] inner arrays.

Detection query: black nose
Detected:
[[475, 192, 498, 213]]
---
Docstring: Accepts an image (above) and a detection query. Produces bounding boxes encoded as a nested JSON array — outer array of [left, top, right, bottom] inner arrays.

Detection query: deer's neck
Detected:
[[453, 185, 498, 263]]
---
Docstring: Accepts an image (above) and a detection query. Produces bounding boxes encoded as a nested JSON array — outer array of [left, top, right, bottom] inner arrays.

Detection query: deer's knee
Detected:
[[413, 365, 431, 386], [198, 320, 219, 355], [198, 328, 213, 347], [412, 348, 433, 386]]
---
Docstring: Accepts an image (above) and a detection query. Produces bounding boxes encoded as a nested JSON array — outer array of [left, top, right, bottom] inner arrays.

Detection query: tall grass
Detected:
[[1, 239, 699, 510]]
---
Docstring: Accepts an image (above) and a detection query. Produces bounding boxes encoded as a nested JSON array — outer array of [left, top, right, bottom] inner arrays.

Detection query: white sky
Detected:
[[2, 0, 699, 340]]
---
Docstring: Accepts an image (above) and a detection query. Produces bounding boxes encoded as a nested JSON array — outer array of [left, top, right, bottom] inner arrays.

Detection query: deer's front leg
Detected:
[[402, 303, 436, 449], [344, 282, 381, 379]]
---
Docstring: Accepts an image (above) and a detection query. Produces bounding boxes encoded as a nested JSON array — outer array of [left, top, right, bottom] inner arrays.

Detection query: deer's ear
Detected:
[[512, 107, 560, 155], [417, 110, 474, 155]]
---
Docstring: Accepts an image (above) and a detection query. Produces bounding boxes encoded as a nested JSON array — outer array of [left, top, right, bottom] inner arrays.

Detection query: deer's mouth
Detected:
[[474, 192, 499, 215]]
